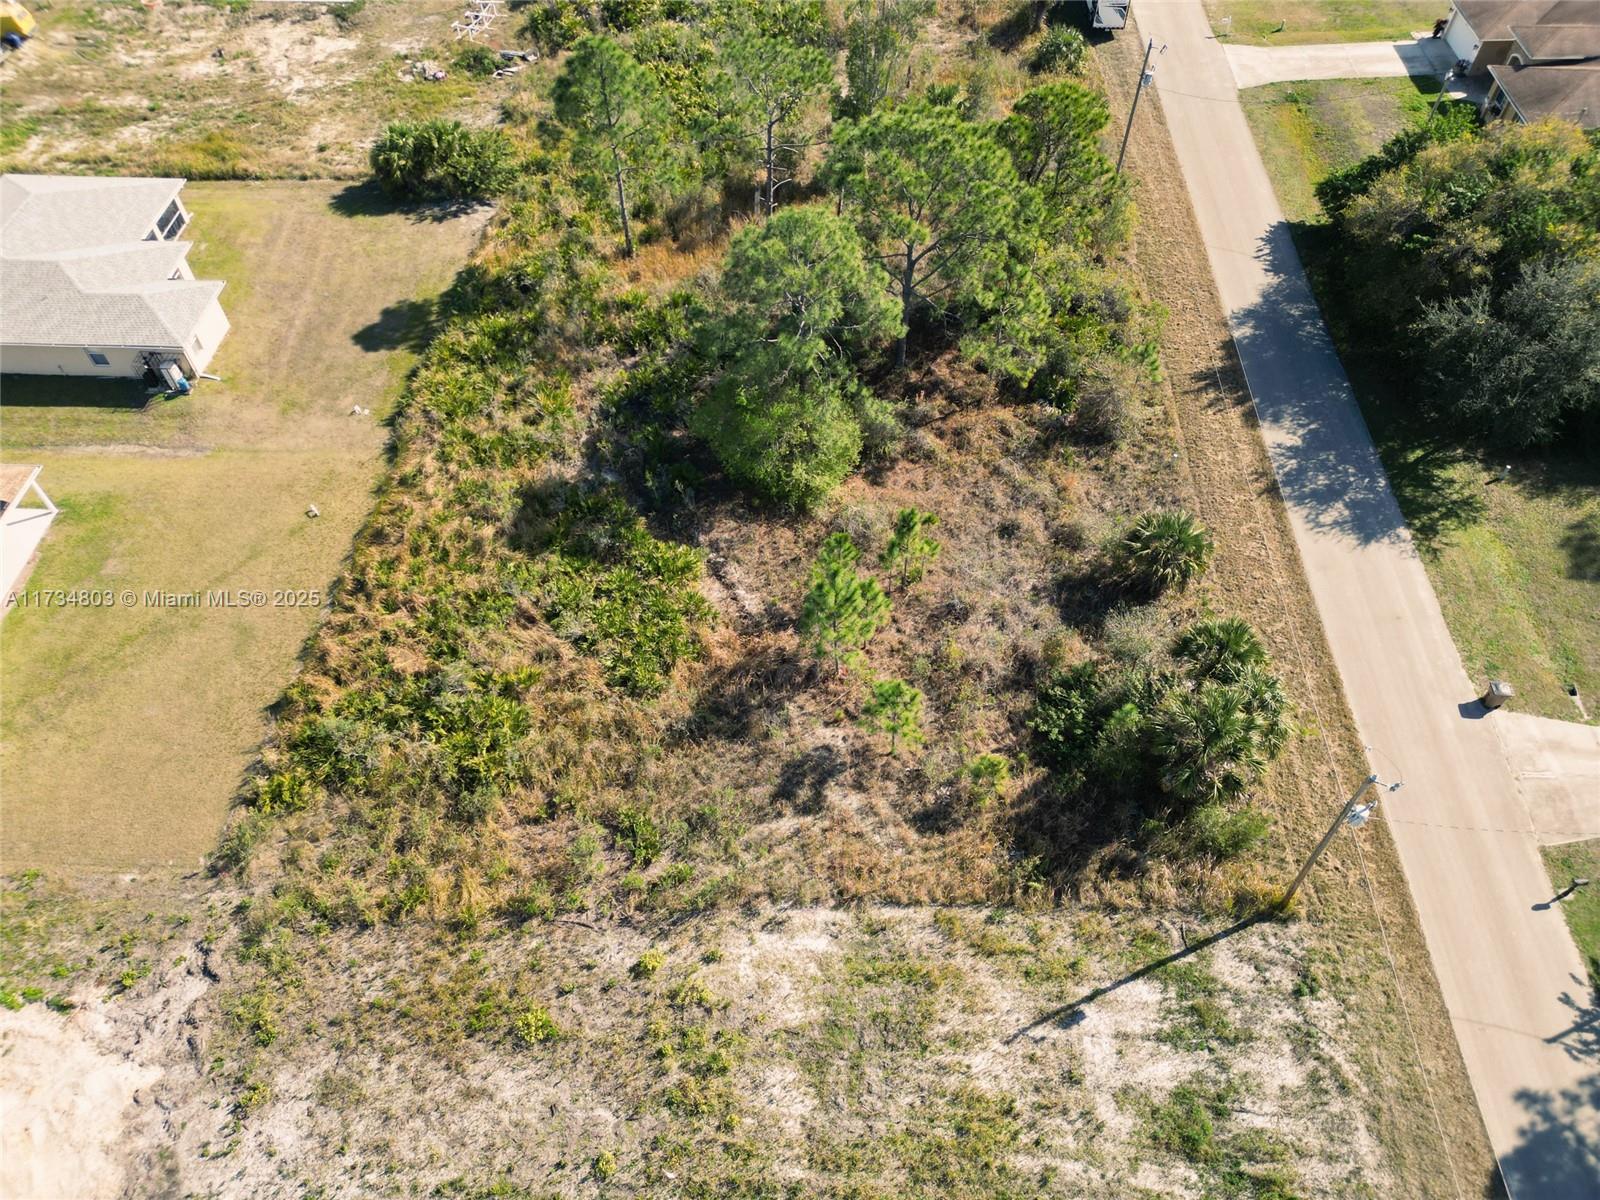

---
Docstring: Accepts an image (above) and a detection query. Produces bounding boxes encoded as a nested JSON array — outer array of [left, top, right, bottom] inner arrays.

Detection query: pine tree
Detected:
[[798, 533, 890, 674], [552, 36, 673, 257], [824, 100, 1036, 367], [837, 0, 933, 120], [861, 677, 924, 753], [714, 31, 831, 216], [694, 205, 901, 510], [880, 507, 940, 589]]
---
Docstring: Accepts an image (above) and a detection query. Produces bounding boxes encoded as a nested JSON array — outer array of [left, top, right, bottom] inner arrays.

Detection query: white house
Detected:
[[0, 174, 229, 381], [0, 463, 57, 609]]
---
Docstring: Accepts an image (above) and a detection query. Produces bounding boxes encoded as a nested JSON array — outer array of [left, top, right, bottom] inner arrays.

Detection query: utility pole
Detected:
[[1279, 773, 1400, 911], [1116, 38, 1166, 176], [1427, 67, 1457, 124]]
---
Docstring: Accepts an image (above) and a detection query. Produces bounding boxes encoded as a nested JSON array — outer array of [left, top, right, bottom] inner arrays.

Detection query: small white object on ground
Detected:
[[306, 505, 320, 519]]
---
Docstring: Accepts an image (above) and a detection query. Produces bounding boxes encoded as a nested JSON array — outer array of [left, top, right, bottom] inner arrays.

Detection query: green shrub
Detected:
[[369, 120, 515, 201], [1028, 661, 1105, 778], [1186, 803, 1270, 859], [1032, 25, 1085, 74], [1115, 510, 1214, 596], [695, 373, 866, 511], [515, 489, 712, 697], [600, 0, 658, 30], [612, 806, 663, 866], [960, 753, 1011, 808], [514, 1005, 562, 1044], [520, 0, 590, 52], [630, 949, 666, 979], [454, 44, 501, 79], [253, 769, 314, 815]]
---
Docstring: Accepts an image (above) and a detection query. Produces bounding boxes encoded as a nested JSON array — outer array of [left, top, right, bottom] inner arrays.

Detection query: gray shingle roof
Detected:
[[0, 257, 222, 348], [0, 174, 184, 255], [1456, 1, 1600, 45], [0, 174, 225, 352], [1489, 60, 1600, 125]]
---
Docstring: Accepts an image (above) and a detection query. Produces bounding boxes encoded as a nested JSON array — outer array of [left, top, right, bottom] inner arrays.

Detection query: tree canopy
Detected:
[[825, 99, 1037, 366], [693, 205, 900, 509], [552, 35, 674, 256], [1322, 117, 1600, 447]]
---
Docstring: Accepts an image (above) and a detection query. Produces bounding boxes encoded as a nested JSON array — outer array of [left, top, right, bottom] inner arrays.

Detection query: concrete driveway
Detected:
[[1224, 35, 1456, 88], [1136, 2, 1600, 1195], [1498, 714, 1600, 846]]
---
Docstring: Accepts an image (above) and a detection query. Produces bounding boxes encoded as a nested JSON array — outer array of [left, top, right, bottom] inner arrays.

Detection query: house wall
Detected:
[[0, 342, 157, 378], [181, 299, 230, 376], [1443, 8, 1516, 74]]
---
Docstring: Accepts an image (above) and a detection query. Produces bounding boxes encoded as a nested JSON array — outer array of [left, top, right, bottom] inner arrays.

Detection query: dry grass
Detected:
[[0, 0, 528, 180]]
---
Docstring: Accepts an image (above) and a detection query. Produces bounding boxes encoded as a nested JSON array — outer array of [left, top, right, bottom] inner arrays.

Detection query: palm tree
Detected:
[[1173, 617, 1266, 681], [1116, 509, 1214, 596], [1151, 682, 1268, 810]]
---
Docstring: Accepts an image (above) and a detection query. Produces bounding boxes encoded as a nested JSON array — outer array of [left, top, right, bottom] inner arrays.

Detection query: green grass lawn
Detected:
[[1239, 80, 1600, 723], [1541, 840, 1600, 994], [1206, 0, 1446, 45], [0, 181, 486, 871]]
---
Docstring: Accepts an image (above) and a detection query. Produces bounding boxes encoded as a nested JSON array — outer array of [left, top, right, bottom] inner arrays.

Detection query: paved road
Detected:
[[1224, 35, 1454, 87], [1133, 3, 1600, 1195]]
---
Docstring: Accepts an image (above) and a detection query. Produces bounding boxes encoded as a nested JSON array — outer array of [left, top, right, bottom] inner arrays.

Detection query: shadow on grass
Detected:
[[1560, 513, 1600, 582], [329, 181, 491, 225], [353, 297, 438, 354], [0, 374, 151, 411], [1372, 429, 1486, 549]]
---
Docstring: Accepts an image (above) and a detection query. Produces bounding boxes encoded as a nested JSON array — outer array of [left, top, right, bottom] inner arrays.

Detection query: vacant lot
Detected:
[[1206, 0, 1444, 45], [1240, 80, 1600, 723], [0, 181, 486, 870], [0, 0, 519, 180]]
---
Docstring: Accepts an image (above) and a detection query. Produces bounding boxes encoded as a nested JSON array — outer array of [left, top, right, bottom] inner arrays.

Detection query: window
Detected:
[[85, 350, 110, 367], [157, 199, 186, 240]]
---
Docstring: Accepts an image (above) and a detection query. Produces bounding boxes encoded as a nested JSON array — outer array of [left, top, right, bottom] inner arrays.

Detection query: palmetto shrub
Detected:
[[1115, 509, 1214, 596], [370, 119, 515, 201], [1172, 617, 1266, 681], [1032, 25, 1086, 74]]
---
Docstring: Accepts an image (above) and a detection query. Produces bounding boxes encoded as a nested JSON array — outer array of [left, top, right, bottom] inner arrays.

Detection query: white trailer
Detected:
[[1086, 0, 1129, 31]]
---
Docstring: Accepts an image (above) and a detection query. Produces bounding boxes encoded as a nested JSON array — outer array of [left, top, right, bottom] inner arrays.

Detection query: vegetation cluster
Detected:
[[1317, 114, 1600, 449]]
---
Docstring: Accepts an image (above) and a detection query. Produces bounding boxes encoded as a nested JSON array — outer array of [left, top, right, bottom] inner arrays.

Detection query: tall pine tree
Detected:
[[552, 36, 673, 257]]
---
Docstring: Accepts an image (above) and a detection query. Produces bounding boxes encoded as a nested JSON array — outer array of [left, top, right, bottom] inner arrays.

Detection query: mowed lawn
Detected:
[[1541, 840, 1600, 993], [1240, 81, 1600, 723], [1206, 0, 1445, 45], [0, 181, 486, 871]]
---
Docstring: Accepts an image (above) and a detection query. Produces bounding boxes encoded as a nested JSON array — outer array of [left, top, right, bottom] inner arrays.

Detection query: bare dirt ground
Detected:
[[0, 0, 522, 180], [3, 896, 1417, 1199]]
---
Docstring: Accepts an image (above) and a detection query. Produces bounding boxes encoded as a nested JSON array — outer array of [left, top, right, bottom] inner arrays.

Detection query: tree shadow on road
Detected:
[[1225, 224, 1499, 552]]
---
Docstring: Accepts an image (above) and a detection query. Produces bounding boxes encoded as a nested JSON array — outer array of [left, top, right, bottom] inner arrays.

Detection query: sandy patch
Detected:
[[0, 1004, 159, 1200]]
